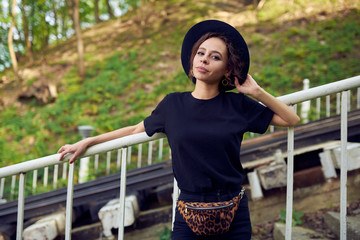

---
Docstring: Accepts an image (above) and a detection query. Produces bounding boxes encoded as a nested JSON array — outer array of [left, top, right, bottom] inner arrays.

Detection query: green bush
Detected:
[[279, 209, 303, 226]]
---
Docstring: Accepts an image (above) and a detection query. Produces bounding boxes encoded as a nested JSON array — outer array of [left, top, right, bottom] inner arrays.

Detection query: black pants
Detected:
[[171, 189, 252, 240]]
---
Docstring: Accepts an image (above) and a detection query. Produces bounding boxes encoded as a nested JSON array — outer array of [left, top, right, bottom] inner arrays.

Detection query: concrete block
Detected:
[[324, 211, 360, 240], [319, 150, 337, 179], [98, 195, 139, 238], [273, 222, 327, 240], [38, 211, 66, 234], [23, 211, 65, 240], [257, 163, 287, 190], [23, 220, 58, 240], [247, 171, 263, 200], [331, 142, 360, 171]]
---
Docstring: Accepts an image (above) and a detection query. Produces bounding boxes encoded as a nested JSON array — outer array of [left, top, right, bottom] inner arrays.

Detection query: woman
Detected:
[[58, 20, 299, 239]]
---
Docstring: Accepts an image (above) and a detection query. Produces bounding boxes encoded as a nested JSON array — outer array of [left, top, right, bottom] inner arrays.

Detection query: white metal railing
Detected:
[[1, 84, 358, 201], [1, 137, 168, 202], [0, 75, 359, 240]]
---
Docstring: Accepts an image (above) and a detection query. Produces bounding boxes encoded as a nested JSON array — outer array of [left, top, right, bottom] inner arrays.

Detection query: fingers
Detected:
[[58, 144, 77, 163], [57, 145, 66, 154], [234, 77, 240, 87], [69, 152, 79, 164]]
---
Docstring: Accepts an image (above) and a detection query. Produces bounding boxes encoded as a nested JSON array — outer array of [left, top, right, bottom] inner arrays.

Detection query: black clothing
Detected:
[[144, 91, 273, 193]]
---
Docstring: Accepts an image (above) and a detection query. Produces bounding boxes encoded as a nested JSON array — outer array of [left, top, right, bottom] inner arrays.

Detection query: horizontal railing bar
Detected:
[[278, 75, 360, 105], [0, 133, 165, 179]]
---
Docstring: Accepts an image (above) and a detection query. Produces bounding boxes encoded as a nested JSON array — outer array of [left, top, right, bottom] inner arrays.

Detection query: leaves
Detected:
[[279, 209, 304, 226]]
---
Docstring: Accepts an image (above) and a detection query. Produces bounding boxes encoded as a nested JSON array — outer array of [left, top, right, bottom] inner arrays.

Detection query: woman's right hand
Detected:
[[58, 139, 91, 164]]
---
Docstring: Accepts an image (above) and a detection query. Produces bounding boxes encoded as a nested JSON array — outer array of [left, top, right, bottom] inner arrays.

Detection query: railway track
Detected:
[[241, 108, 360, 165], [0, 109, 359, 226], [0, 160, 173, 224]]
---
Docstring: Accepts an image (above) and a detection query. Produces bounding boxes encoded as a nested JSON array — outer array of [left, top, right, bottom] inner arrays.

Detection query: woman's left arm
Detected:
[[235, 74, 300, 127]]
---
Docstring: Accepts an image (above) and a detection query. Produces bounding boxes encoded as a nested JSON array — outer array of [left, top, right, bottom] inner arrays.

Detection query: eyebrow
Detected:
[[198, 47, 223, 58]]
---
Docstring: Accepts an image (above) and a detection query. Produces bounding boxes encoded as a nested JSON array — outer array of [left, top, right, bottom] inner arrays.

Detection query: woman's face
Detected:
[[192, 37, 228, 86]]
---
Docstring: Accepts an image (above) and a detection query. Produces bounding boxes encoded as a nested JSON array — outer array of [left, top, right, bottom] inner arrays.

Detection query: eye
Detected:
[[211, 55, 221, 60], [197, 51, 204, 56]]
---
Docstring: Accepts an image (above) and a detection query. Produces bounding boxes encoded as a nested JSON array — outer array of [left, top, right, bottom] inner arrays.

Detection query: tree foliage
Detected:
[[0, 0, 144, 72]]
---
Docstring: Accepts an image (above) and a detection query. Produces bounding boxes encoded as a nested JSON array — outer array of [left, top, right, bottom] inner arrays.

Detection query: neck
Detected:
[[192, 81, 220, 100]]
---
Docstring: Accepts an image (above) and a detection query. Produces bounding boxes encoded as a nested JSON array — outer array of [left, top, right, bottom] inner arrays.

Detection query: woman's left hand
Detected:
[[234, 74, 261, 98], [235, 74, 300, 127]]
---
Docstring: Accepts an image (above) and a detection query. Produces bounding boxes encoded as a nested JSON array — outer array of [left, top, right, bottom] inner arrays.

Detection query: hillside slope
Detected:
[[0, 0, 359, 168]]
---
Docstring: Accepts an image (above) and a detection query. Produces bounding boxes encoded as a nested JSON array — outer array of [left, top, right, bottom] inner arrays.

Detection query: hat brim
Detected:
[[181, 20, 250, 91]]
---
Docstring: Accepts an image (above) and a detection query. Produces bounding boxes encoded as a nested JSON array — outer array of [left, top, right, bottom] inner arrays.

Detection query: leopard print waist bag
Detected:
[[177, 187, 245, 236]]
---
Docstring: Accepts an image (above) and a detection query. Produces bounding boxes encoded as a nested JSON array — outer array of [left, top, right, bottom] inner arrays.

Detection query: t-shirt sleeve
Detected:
[[144, 95, 169, 137], [243, 95, 274, 134]]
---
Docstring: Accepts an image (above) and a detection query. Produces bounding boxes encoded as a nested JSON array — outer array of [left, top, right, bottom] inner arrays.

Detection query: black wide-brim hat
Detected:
[[181, 20, 250, 91]]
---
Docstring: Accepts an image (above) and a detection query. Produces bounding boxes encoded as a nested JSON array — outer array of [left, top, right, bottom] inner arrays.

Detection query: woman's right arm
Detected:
[[58, 121, 145, 163]]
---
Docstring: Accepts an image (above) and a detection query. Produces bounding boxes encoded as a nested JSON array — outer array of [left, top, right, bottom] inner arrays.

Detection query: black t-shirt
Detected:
[[144, 91, 274, 193]]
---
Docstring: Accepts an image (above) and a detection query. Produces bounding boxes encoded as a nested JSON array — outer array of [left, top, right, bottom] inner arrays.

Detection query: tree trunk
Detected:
[[44, 19, 50, 48], [66, 0, 74, 24], [20, 0, 34, 64], [60, 6, 67, 39], [52, 1, 59, 42], [8, 0, 19, 79], [105, 0, 114, 19], [72, 0, 85, 78], [94, 0, 101, 23]]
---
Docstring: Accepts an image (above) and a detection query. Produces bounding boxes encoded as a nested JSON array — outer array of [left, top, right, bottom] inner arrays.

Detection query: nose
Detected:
[[200, 57, 208, 64]]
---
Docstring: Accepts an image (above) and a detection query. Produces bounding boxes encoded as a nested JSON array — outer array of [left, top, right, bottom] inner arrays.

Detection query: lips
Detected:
[[196, 66, 209, 73]]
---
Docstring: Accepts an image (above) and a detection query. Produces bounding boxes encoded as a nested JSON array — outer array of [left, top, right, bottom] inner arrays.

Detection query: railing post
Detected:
[[285, 105, 295, 240], [0, 178, 4, 199], [16, 173, 26, 240], [172, 178, 179, 230], [65, 163, 75, 240], [53, 164, 59, 188], [79, 157, 89, 183], [301, 79, 310, 123], [32, 169, 37, 193], [148, 141, 153, 165], [357, 87, 360, 109], [127, 146, 132, 164], [11, 175, 16, 199], [326, 95, 330, 117], [316, 97, 321, 119], [340, 91, 348, 240], [62, 163, 67, 179], [106, 151, 111, 175], [118, 148, 127, 240], [158, 138, 164, 160], [337, 93, 341, 115], [94, 154, 99, 171], [137, 144, 143, 168], [44, 166, 48, 187], [117, 149, 122, 169]]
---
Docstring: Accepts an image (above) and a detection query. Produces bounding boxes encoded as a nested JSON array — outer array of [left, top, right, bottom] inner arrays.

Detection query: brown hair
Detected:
[[188, 32, 246, 91]]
